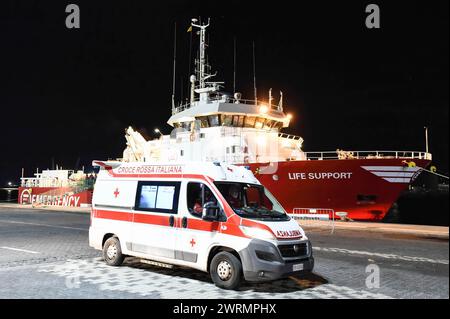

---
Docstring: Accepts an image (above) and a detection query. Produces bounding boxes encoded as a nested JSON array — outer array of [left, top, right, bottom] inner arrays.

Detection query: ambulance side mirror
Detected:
[[202, 202, 220, 221]]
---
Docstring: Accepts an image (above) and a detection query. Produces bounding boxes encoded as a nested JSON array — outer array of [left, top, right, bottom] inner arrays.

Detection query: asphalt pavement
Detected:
[[0, 207, 448, 299]]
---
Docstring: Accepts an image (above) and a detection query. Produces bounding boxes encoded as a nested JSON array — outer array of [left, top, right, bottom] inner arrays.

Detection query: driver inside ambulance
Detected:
[[193, 188, 214, 216], [226, 185, 242, 209]]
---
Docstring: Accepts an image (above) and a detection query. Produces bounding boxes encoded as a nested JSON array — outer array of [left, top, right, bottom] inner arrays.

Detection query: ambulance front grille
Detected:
[[277, 243, 308, 258]]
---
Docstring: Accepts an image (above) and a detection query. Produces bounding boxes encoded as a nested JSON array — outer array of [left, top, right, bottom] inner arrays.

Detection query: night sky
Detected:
[[0, 0, 448, 186]]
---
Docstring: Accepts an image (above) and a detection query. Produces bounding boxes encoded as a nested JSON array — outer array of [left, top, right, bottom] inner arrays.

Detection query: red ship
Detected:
[[246, 156, 430, 221], [118, 19, 432, 221], [18, 168, 93, 208]]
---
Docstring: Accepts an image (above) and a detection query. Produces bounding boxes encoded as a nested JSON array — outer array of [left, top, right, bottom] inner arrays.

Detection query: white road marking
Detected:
[[0, 246, 40, 254], [315, 246, 449, 265], [0, 219, 86, 231]]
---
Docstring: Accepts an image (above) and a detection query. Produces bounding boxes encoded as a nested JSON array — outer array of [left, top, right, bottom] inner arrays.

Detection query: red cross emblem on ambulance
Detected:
[[113, 188, 120, 198]]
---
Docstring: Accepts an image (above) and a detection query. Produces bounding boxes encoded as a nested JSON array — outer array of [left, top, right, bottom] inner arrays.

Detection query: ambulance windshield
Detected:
[[214, 182, 290, 221]]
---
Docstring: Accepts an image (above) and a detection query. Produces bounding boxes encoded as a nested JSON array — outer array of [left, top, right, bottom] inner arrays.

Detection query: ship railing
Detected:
[[20, 178, 66, 188], [172, 96, 281, 114], [278, 133, 303, 141], [304, 150, 432, 161], [20, 177, 96, 189]]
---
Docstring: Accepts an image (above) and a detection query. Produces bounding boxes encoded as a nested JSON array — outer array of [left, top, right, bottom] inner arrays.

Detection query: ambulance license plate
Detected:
[[293, 263, 304, 272]]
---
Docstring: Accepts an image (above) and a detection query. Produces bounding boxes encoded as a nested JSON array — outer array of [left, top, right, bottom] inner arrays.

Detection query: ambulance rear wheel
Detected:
[[103, 237, 124, 266], [210, 251, 242, 290]]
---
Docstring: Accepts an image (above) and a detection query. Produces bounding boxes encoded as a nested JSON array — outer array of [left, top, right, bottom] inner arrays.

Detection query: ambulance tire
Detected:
[[103, 237, 125, 266], [210, 251, 242, 290]]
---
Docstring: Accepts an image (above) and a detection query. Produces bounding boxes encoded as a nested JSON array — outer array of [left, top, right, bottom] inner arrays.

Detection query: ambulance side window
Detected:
[[186, 182, 218, 217], [135, 181, 181, 214]]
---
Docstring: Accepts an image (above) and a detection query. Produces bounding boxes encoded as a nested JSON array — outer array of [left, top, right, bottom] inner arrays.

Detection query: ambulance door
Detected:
[[131, 180, 181, 261], [92, 179, 137, 251], [175, 181, 222, 268]]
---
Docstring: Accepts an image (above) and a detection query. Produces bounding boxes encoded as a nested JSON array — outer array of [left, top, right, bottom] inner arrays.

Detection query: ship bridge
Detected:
[[168, 96, 291, 131], [167, 18, 292, 135]]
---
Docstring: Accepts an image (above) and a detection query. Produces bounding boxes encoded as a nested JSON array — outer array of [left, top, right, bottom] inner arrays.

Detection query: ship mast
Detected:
[[189, 18, 221, 103], [191, 18, 209, 89]]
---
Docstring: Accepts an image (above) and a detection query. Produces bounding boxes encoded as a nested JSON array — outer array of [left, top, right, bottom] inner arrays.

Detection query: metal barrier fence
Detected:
[[289, 208, 335, 234]]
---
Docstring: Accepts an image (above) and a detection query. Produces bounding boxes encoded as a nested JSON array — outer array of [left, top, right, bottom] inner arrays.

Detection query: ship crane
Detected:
[[123, 126, 146, 162]]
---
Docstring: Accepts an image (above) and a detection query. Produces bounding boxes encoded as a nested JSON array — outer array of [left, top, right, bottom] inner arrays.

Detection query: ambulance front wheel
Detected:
[[210, 252, 242, 290], [103, 237, 125, 266]]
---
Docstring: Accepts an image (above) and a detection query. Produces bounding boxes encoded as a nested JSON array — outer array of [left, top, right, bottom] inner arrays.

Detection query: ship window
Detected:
[[221, 115, 233, 126], [197, 116, 209, 128], [238, 116, 245, 127], [180, 150, 184, 156], [181, 122, 191, 131], [226, 147, 230, 154], [254, 117, 265, 129], [264, 119, 274, 129], [244, 116, 256, 128], [232, 146, 239, 153], [232, 115, 244, 127], [208, 115, 219, 127], [273, 121, 283, 130]]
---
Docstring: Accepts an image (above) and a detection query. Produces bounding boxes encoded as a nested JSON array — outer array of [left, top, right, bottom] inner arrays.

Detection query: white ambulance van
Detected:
[[89, 160, 314, 289]]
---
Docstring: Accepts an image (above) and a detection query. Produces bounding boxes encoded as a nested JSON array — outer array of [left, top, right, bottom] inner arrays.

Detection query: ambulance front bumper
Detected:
[[239, 239, 314, 282]]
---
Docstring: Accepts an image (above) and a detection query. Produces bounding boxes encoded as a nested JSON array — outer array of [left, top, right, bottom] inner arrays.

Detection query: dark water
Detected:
[[384, 170, 449, 226], [386, 186, 449, 226], [0, 189, 19, 203]]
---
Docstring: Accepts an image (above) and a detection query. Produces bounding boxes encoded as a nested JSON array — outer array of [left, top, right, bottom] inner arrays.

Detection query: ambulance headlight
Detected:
[[239, 226, 275, 240], [296, 226, 307, 240]]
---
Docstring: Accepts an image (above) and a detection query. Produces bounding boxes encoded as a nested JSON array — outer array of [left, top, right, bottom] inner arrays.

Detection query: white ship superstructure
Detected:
[[122, 19, 304, 165]]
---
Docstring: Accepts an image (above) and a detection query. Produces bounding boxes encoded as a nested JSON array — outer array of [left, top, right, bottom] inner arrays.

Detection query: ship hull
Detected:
[[246, 158, 431, 221], [18, 187, 93, 207], [17, 159, 430, 219]]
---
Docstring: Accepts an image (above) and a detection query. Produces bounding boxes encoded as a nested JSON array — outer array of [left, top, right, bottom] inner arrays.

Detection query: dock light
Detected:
[[259, 104, 269, 114], [154, 128, 163, 137], [7, 182, 12, 186]]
